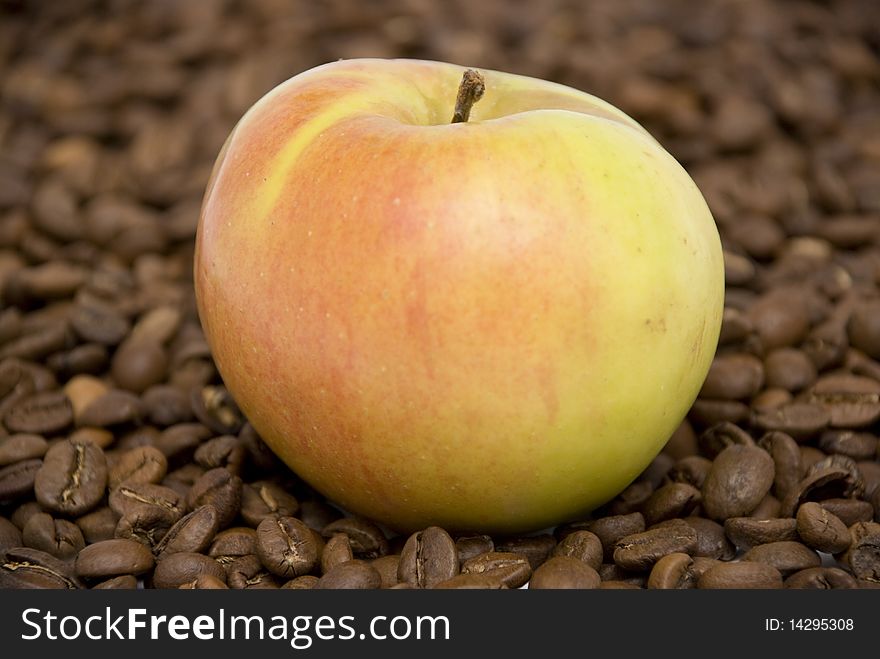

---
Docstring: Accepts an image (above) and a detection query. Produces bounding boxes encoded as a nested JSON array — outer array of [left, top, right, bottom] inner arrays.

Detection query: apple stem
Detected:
[[451, 69, 485, 124]]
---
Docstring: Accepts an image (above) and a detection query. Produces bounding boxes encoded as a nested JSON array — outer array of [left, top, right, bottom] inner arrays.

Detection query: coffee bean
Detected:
[[784, 566, 858, 589], [0, 459, 40, 503], [848, 299, 880, 359], [48, 343, 109, 379], [702, 444, 775, 520], [77, 388, 143, 427], [155, 422, 211, 460], [109, 445, 168, 489], [764, 348, 817, 392], [608, 480, 654, 515], [322, 517, 388, 558], [22, 512, 85, 560], [240, 480, 298, 527], [186, 467, 241, 529], [70, 298, 130, 346], [580, 513, 646, 562], [371, 555, 401, 588], [256, 516, 318, 578], [647, 553, 697, 589], [178, 573, 229, 590], [820, 498, 874, 527], [758, 431, 803, 500], [321, 533, 353, 575], [494, 534, 556, 570], [226, 554, 278, 589], [1, 547, 81, 589], [781, 462, 864, 517], [191, 385, 243, 434], [803, 319, 849, 371], [613, 525, 698, 571], [315, 560, 381, 589], [398, 526, 458, 588], [598, 562, 646, 586], [75, 507, 119, 544], [743, 541, 821, 575], [746, 289, 810, 350], [34, 439, 106, 515], [112, 337, 168, 394], [752, 388, 794, 413], [0, 322, 69, 362], [131, 306, 182, 345], [753, 402, 830, 440], [194, 435, 245, 473], [808, 374, 880, 428], [0, 433, 48, 466], [152, 552, 226, 589], [461, 552, 531, 588], [76, 538, 155, 578], [281, 575, 320, 590], [432, 573, 507, 589], [4, 390, 73, 435], [724, 517, 799, 550], [455, 534, 494, 565], [700, 353, 764, 400], [0, 516, 23, 553], [142, 385, 193, 426], [599, 581, 642, 589], [638, 453, 675, 490], [552, 530, 603, 570], [819, 430, 877, 460], [697, 421, 754, 459], [668, 455, 713, 489], [209, 527, 257, 560], [841, 522, 880, 582], [698, 561, 783, 589], [796, 502, 851, 553], [529, 556, 600, 589], [642, 483, 701, 526], [680, 517, 735, 560], [155, 505, 219, 556], [92, 575, 139, 590], [663, 420, 699, 460]]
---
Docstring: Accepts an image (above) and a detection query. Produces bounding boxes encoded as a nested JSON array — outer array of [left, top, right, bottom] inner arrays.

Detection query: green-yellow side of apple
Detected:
[[195, 58, 724, 533]]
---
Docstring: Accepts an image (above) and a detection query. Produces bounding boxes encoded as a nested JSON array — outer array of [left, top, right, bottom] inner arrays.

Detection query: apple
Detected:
[[194, 58, 724, 534]]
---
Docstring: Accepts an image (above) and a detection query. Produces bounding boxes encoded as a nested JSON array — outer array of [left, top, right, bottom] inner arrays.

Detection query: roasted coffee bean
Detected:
[[597, 562, 646, 586], [152, 552, 226, 589], [668, 456, 713, 489], [109, 483, 183, 522], [702, 444, 775, 520], [432, 573, 507, 589], [607, 480, 653, 515], [209, 527, 257, 560], [76, 538, 155, 578], [256, 516, 318, 578], [698, 561, 783, 589], [699, 353, 764, 400], [752, 388, 794, 413], [93, 575, 139, 590], [4, 390, 73, 435], [599, 581, 642, 589], [842, 522, 880, 582], [819, 430, 878, 460], [0, 323, 69, 362], [848, 299, 880, 359], [751, 495, 780, 519], [34, 439, 106, 515], [108, 445, 168, 489], [758, 431, 803, 500], [142, 385, 192, 427], [191, 385, 243, 434], [680, 517, 735, 560], [22, 512, 84, 560], [76, 507, 119, 544], [461, 552, 531, 588], [784, 567, 858, 589], [781, 464, 863, 517], [581, 513, 645, 561], [820, 498, 875, 527], [194, 435, 245, 473], [186, 467, 241, 529], [155, 505, 219, 557], [398, 526, 458, 588], [315, 560, 381, 589], [282, 575, 320, 589], [808, 374, 880, 428], [764, 348, 817, 393], [0, 547, 80, 589], [529, 556, 600, 589], [663, 420, 699, 459], [179, 573, 229, 590], [494, 534, 556, 570], [724, 517, 799, 550], [226, 554, 278, 589], [322, 517, 388, 558], [613, 525, 698, 571], [455, 534, 494, 565], [112, 338, 168, 394], [697, 421, 754, 459], [371, 555, 401, 589], [48, 343, 109, 379], [155, 422, 212, 461], [746, 290, 810, 350], [69, 299, 130, 346], [321, 533, 353, 574], [642, 483, 701, 526], [0, 516, 23, 553], [551, 530, 603, 570], [742, 541, 821, 575], [240, 480, 298, 527], [0, 433, 48, 465], [796, 502, 851, 554], [753, 402, 830, 441], [63, 375, 107, 422], [77, 389, 143, 427], [647, 553, 697, 589], [0, 458, 41, 500]]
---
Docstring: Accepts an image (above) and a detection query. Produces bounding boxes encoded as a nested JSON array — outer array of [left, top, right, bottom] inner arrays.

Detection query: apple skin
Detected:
[[195, 58, 724, 534]]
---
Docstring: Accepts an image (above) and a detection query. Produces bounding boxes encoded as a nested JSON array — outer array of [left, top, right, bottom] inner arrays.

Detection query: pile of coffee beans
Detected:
[[1, 0, 879, 589]]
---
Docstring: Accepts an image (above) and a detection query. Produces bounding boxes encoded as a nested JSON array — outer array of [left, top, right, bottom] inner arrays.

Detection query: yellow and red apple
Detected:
[[194, 58, 724, 534]]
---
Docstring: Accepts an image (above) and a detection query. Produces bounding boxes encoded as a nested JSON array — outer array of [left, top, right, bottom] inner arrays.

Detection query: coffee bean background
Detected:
[[1, 0, 879, 589]]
